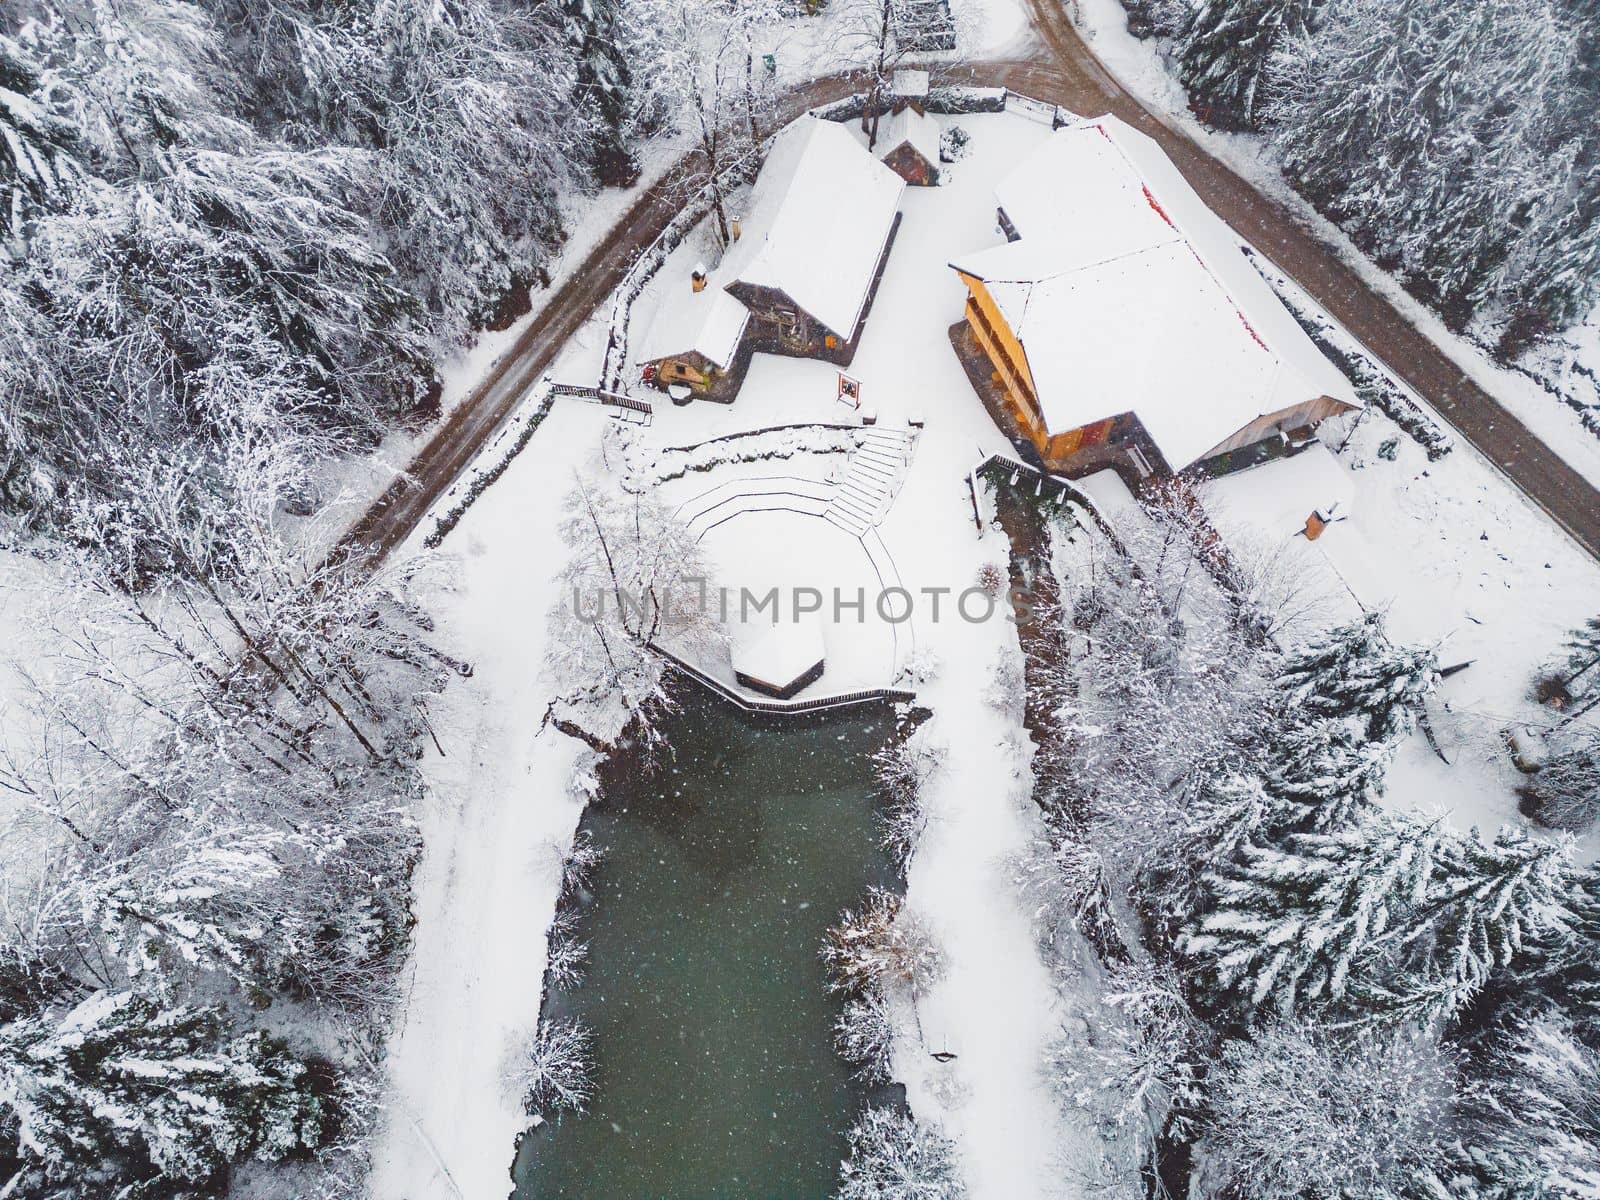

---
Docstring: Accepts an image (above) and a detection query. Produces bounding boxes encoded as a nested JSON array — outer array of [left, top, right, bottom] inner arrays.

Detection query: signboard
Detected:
[[836, 372, 861, 408]]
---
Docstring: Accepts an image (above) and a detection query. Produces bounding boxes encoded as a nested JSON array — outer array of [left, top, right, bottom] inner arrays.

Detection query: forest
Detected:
[[2, 0, 1599, 1196], [1141, 0, 1600, 353]]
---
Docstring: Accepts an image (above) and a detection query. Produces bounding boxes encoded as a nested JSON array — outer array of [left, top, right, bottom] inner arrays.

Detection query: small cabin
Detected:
[[879, 107, 941, 187], [731, 617, 826, 700], [949, 113, 1359, 482], [637, 283, 750, 402]]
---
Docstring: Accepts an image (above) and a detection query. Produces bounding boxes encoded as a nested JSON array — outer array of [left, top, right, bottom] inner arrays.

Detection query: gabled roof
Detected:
[[952, 113, 1358, 470], [721, 117, 905, 339], [637, 282, 749, 369], [880, 108, 940, 167]]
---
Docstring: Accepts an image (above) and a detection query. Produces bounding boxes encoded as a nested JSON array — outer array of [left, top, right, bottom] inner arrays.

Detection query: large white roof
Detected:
[[637, 281, 749, 368], [721, 117, 905, 339], [953, 114, 1357, 469]]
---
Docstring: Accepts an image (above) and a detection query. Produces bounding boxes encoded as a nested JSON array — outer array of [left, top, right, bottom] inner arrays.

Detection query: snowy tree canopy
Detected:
[[0, 991, 323, 1188]]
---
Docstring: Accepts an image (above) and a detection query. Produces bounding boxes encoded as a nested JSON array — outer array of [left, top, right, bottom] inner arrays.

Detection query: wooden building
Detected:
[[950, 114, 1359, 480], [640, 116, 905, 395], [720, 117, 905, 366]]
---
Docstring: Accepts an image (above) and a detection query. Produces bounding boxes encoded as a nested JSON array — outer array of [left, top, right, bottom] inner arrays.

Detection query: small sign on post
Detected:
[[836, 372, 861, 409]]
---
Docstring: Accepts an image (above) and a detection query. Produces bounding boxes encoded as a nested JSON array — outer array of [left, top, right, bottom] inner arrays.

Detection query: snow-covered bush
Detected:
[[872, 735, 945, 876], [938, 124, 970, 165], [1201, 1021, 1456, 1200], [1524, 727, 1600, 832], [984, 646, 1025, 721], [545, 908, 590, 992], [513, 1017, 595, 1116], [836, 1105, 965, 1200], [834, 988, 898, 1085], [822, 889, 945, 1000]]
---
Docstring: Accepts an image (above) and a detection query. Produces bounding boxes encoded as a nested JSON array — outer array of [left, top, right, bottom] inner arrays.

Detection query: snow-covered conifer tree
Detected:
[[1180, 819, 1440, 1016], [0, 991, 322, 1189], [1175, 0, 1322, 129], [564, 0, 639, 183], [1275, 612, 1438, 743], [1260, 715, 1392, 832]]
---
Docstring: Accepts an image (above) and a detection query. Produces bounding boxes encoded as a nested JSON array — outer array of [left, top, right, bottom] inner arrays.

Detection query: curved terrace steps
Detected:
[[823, 428, 917, 537], [676, 474, 837, 539]]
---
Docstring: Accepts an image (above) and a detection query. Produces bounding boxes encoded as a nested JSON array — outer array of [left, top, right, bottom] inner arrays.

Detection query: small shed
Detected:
[[637, 281, 750, 402], [731, 616, 826, 700], [879, 107, 941, 187]]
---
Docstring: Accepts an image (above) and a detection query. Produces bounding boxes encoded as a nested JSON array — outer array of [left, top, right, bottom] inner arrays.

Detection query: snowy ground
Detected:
[[374, 97, 1598, 1200], [1066, 0, 1600, 489]]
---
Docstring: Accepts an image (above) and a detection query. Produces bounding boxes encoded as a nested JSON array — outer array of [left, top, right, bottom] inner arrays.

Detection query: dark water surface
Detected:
[[513, 697, 895, 1199]]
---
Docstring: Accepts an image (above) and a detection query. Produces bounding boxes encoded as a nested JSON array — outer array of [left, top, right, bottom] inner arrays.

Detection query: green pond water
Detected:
[[513, 696, 897, 1200]]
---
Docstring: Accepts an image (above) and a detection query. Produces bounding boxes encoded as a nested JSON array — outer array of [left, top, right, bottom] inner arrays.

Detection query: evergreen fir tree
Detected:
[[1412, 827, 1571, 1006], [1261, 715, 1393, 833], [1461, 1017, 1600, 1198], [1179, 820, 1440, 1016], [1276, 612, 1439, 744], [1175, 0, 1321, 130], [0, 33, 83, 247], [564, 0, 639, 185], [1183, 819, 1572, 1023], [0, 991, 324, 1188]]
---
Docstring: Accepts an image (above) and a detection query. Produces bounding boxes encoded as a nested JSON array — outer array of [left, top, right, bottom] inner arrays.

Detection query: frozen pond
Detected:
[[513, 695, 896, 1198]]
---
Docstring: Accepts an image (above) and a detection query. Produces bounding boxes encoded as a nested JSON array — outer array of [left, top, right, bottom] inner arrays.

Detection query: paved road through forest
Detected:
[[341, 3, 1600, 565]]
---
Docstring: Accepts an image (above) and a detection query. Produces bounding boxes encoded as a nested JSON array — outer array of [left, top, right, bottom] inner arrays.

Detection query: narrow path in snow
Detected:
[[907, 667, 1068, 1199]]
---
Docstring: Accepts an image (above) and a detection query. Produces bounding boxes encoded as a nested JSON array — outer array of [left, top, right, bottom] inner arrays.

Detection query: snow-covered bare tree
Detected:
[[822, 888, 944, 1001], [836, 1105, 965, 1200], [640, 0, 785, 245], [1525, 727, 1600, 833], [835, 986, 898, 1085], [512, 1016, 595, 1116], [873, 731, 944, 876], [1201, 1021, 1457, 1200], [545, 472, 722, 747]]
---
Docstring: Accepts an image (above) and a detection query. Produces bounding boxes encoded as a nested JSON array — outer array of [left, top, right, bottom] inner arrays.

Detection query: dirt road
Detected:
[[343, 7, 1600, 564]]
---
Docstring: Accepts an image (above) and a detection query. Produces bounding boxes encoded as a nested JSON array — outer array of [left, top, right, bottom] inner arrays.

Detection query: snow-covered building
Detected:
[[949, 113, 1359, 481], [720, 116, 905, 367], [878, 107, 941, 187], [640, 116, 905, 400], [636, 279, 750, 400], [730, 616, 826, 699]]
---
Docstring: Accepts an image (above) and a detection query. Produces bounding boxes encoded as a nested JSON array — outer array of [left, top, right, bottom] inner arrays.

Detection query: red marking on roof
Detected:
[[1142, 185, 1174, 228]]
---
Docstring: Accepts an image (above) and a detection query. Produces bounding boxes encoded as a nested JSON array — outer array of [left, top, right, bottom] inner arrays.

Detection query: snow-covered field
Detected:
[[371, 95, 1600, 1198]]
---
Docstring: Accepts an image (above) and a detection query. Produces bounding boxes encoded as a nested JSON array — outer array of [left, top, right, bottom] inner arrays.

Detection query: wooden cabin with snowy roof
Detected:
[[949, 113, 1359, 482], [719, 117, 904, 367], [639, 116, 905, 398]]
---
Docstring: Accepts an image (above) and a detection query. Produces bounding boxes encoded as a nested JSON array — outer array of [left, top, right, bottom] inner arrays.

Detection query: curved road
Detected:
[[342, 3, 1600, 564]]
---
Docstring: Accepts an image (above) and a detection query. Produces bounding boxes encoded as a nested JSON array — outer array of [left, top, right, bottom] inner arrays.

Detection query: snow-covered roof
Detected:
[[1202, 444, 1356, 538], [721, 117, 905, 339], [952, 114, 1358, 469], [730, 614, 826, 691], [880, 108, 940, 167], [637, 282, 750, 369]]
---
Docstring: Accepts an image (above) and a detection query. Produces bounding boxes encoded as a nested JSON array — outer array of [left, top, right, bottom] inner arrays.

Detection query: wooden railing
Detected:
[[549, 382, 654, 419]]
